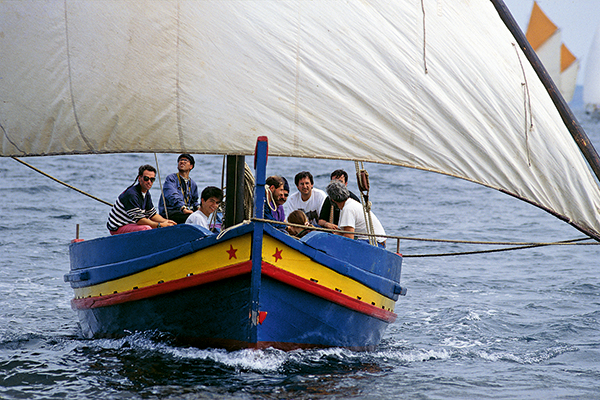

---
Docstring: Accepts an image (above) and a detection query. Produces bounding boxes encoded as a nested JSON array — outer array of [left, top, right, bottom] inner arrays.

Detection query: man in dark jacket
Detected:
[[158, 154, 200, 224]]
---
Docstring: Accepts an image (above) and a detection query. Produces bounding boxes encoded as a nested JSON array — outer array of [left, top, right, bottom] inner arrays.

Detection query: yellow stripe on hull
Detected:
[[73, 234, 252, 298], [261, 236, 396, 312]]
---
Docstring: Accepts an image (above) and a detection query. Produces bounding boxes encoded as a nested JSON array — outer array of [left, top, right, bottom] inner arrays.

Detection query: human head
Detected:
[[137, 164, 157, 192], [177, 154, 195, 170], [138, 164, 156, 177], [330, 169, 348, 185], [294, 171, 314, 186], [200, 186, 223, 216], [277, 177, 290, 206], [295, 171, 314, 197], [266, 176, 286, 205], [326, 180, 350, 203], [288, 210, 308, 225], [287, 210, 308, 235]]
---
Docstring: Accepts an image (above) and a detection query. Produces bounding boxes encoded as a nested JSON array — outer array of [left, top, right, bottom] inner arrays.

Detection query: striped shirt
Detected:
[[107, 184, 157, 231]]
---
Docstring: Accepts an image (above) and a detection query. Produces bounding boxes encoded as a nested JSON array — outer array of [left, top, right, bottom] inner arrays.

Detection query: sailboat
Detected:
[[2, 0, 600, 350], [584, 24, 600, 116], [525, 1, 580, 103]]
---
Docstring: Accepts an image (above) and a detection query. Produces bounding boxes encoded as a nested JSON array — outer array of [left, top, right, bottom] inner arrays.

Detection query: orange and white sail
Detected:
[[526, 1, 579, 102]]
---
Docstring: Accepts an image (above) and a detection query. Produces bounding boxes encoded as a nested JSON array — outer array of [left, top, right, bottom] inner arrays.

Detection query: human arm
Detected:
[[318, 219, 339, 230], [129, 190, 177, 228], [162, 174, 187, 211], [318, 197, 335, 228], [340, 226, 355, 239], [149, 213, 177, 228], [134, 213, 176, 228]]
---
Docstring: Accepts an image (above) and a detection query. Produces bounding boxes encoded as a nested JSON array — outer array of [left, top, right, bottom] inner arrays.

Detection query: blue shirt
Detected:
[[158, 173, 199, 217]]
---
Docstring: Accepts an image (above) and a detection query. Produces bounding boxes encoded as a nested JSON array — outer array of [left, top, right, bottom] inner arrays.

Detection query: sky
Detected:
[[502, 0, 600, 84]]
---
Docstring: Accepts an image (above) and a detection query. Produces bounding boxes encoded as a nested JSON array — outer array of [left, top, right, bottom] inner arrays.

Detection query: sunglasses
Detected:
[[142, 176, 156, 182]]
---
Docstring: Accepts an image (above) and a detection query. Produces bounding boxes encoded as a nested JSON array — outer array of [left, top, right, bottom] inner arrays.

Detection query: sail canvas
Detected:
[[1, 0, 600, 239]]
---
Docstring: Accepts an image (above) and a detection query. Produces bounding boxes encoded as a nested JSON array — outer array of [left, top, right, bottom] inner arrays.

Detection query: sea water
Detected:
[[1, 107, 599, 399]]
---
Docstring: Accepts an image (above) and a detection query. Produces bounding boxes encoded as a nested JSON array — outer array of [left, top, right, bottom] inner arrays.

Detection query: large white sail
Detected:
[[584, 25, 600, 113], [1, 1, 600, 239]]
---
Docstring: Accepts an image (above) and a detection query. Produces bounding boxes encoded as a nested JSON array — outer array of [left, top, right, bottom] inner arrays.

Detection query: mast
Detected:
[[491, 0, 600, 184], [224, 155, 246, 228]]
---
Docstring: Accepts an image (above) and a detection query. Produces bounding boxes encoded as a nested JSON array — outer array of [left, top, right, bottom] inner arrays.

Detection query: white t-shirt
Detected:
[[338, 198, 386, 243], [186, 210, 210, 229], [284, 188, 327, 225]]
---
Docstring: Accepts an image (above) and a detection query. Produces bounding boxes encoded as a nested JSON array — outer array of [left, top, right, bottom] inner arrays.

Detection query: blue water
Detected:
[[1, 108, 599, 399]]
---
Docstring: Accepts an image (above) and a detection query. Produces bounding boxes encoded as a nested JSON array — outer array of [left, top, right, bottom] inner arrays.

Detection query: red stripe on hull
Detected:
[[71, 260, 396, 323], [71, 261, 253, 309], [261, 262, 397, 323]]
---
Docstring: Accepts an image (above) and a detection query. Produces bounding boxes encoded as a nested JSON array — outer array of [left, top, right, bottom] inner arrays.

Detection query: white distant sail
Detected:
[[584, 25, 600, 114], [1, 0, 600, 239], [526, 1, 579, 103]]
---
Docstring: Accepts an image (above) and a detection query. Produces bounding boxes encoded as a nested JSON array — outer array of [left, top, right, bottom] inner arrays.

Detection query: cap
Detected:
[[178, 153, 195, 167], [282, 176, 290, 192]]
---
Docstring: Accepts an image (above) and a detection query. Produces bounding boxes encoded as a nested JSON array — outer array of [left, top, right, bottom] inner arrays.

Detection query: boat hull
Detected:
[[67, 223, 404, 350]]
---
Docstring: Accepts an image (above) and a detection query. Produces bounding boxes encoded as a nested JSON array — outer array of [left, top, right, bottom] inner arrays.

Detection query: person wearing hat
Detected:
[[158, 154, 200, 224]]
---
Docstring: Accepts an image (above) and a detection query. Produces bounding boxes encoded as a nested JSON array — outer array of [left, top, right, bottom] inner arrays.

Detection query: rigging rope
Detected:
[[11, 156, 113, 207], [154, 153, 169, 220], [244, 162, 255, 219], [250, 217, 598, 258], [513, 42, 534, 166], [354, 161, 376, 245], [12, 156, 598, 257]]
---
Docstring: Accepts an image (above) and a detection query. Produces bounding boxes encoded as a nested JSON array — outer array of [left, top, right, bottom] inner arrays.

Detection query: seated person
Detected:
[[186, 186, 223, 231], [284, 171, 327, 226], [158, 154, 200, 224], [274, 176, 290, 222], [264, 176, 287, 231], [318, 169, 360, 230], [107, 164, 177, 235], [286, 210, 312, 238], [325, 180, 386, 248]]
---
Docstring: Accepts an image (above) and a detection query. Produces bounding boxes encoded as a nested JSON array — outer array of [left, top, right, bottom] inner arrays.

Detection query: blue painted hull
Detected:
[[257, 277, 390, 349], [76, 275, 254, 347], [67, 222, 404, 350], [74, 272, 391, 350]]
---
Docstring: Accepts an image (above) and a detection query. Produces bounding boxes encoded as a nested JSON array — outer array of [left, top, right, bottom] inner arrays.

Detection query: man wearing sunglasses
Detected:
[[158, 154, 200, 224], [107, 164, 176, 235]]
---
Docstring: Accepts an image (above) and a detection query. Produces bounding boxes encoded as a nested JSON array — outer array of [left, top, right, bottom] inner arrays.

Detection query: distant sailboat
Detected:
[[526, 1, 579, 102], [584, 24, 600, 116]]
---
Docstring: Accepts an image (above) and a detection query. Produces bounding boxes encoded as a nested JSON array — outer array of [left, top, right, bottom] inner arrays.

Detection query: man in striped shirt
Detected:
[[107, 164, 177, 235]]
